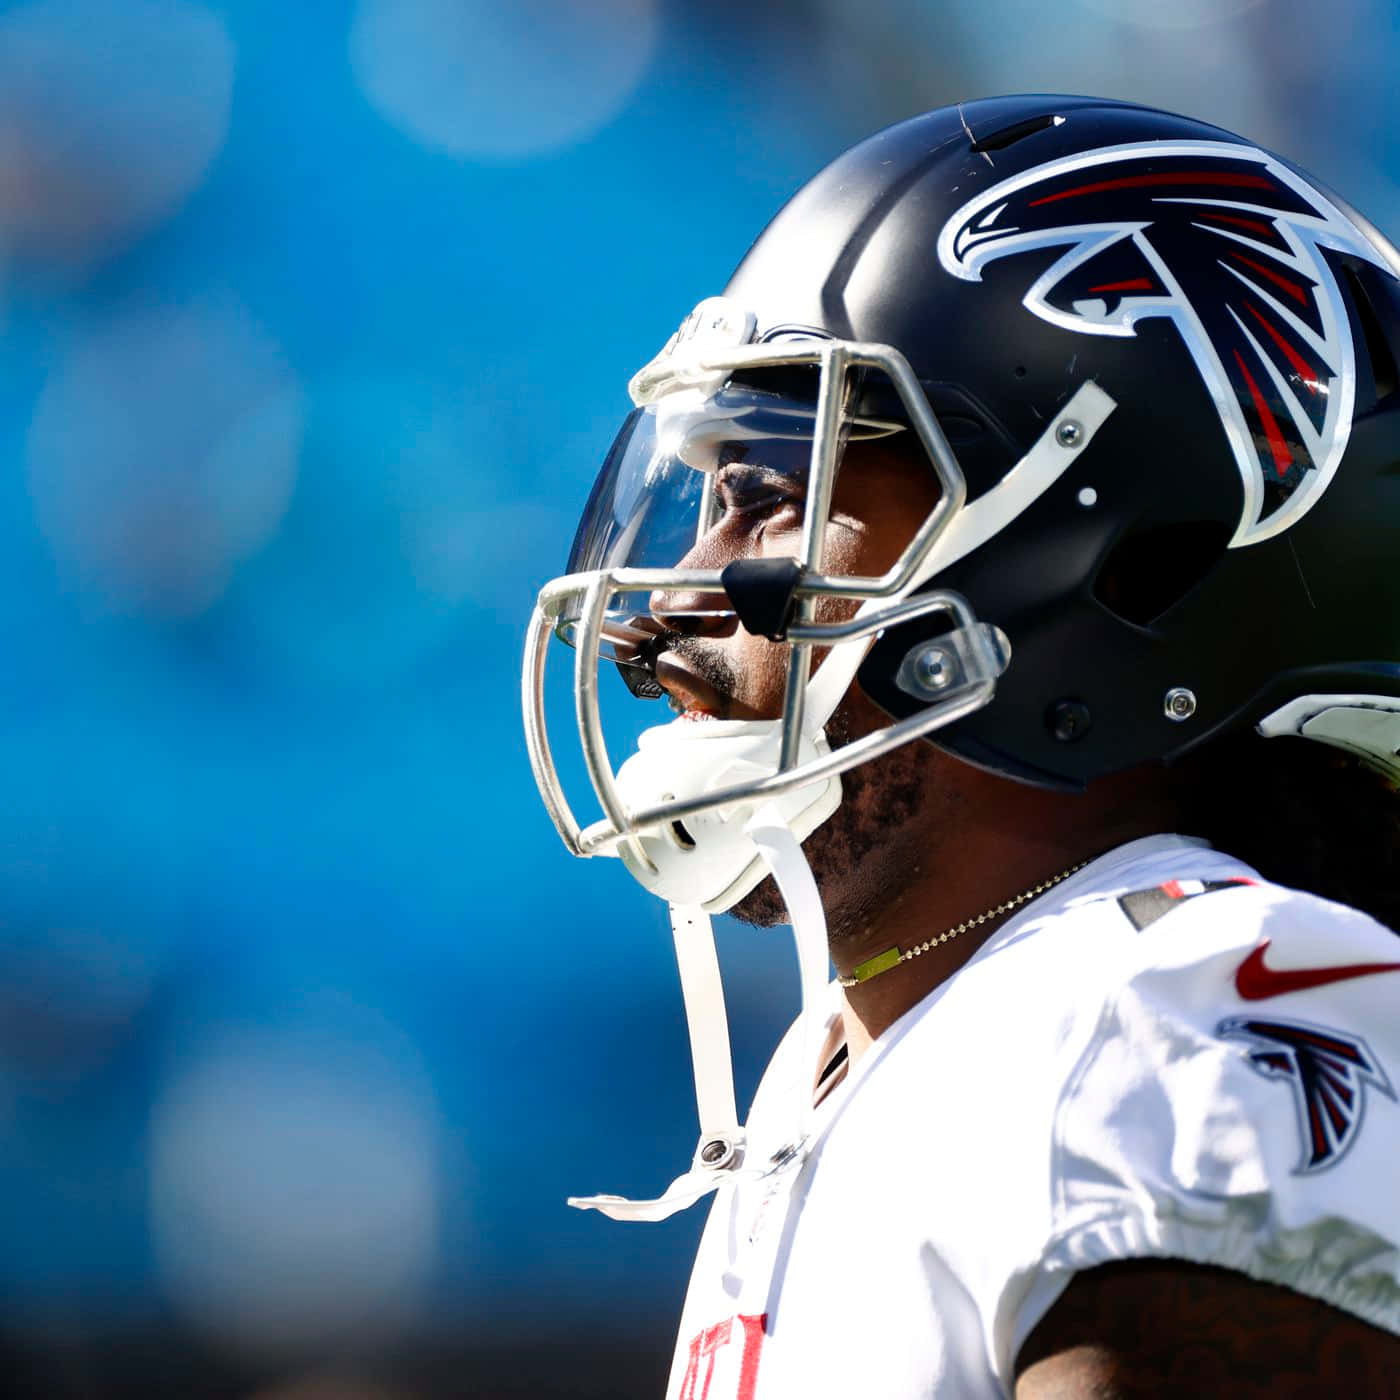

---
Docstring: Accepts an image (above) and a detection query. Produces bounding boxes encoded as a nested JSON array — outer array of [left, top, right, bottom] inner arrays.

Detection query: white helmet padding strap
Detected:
[[1257, 693, 1400, 782]]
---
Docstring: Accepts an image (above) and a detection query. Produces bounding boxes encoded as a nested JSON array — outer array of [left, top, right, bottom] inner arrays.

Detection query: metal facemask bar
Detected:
[[522, 330, 1116, 867], [525, 336, 969, 872], [522, 303, 1116, 1222]]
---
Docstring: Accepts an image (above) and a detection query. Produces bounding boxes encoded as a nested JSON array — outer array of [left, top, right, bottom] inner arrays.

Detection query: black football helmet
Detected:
[[527, 93, 1400, 882], [522, 97, 1400, 1218], [729, 95, 1400, 790]]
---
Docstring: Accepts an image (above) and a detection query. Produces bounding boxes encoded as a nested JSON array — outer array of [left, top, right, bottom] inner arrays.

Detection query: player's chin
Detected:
[[729, 872, 790, 928]]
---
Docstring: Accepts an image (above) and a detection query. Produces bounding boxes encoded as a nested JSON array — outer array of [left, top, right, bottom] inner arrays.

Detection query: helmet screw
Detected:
[[912, 644, 954, 694], [1164, 687, 1198, 722], [1048, 699, 1092, 742], [700, 1137, 735, 1168], [1055, 419, 1083, 448]]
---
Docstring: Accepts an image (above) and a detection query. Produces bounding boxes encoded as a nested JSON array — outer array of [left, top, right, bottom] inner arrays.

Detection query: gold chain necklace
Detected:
[[837, 861, 1090, 987]]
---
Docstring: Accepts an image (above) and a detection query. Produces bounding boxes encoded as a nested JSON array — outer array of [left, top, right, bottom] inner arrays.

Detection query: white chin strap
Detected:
[[567, 380, 1120, 1220], [568, 804, 832, 1222]]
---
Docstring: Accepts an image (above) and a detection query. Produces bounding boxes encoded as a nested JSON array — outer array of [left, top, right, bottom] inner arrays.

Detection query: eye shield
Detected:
[[556, 381, 907, 668], [521, 326, 1081, 872]]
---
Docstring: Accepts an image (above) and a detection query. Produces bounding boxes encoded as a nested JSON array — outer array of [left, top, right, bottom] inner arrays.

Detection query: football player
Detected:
[[522, 96, 1400, 1396]]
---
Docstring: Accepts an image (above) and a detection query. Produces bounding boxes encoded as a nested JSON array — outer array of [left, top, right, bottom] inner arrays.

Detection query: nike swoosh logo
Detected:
[[1235, 940, 1400, 1001]]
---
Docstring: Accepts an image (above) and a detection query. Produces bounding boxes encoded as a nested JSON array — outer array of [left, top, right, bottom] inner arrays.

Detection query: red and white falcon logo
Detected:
[[1217, 1016, 1394, 1174], [937, 140, 1397, 546]]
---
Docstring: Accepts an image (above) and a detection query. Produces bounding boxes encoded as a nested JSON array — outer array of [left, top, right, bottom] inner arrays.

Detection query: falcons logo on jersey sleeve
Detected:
[[1217, 1016, 1395, 1173], [937, 140, 1395, 546]]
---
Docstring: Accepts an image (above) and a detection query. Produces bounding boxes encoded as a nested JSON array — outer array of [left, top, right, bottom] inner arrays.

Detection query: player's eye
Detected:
[[712, 463, 805, 520]]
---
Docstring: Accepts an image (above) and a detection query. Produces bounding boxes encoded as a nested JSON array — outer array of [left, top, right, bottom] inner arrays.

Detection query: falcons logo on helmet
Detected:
[[937, 140, 1395, 547], [1217, 1016, 1395, 1173]]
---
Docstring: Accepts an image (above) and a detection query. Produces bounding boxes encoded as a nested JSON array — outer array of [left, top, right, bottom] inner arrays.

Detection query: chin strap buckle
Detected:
[[568, 902, 747, 1222], [568, 1127, 750, 1223], [695, 1133, 741, 1171]]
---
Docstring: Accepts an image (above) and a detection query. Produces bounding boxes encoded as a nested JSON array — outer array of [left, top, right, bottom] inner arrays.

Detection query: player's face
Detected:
[[647, 436, 940, 725], [645, 436, 945, 931]]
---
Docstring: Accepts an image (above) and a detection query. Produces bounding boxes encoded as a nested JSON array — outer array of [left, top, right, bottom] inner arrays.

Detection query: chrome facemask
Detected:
[[521, 297, 1116, 1220], [523, 298, 1115, 893]]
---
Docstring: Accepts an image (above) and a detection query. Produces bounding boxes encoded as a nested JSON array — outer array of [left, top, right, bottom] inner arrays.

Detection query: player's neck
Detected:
[[834, 844, 1087, 1063], [831, 766, 1178, 1061]]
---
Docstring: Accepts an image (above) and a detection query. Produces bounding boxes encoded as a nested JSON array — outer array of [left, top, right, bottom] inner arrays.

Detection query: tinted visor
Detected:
[[566, 387, 834, 570], [560, 383, 903, 662], [561, 386, 818, 657]]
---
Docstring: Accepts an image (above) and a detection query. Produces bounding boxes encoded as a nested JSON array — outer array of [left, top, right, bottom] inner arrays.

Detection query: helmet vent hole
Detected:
[[669, 820, 697, 850], [1093, 521, 1231, 627], [1343, 263, 1399, 404], [969, 113, 1064, 154]]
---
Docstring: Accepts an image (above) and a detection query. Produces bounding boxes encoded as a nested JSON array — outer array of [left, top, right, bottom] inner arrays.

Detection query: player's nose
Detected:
[[648, 532, 737, 637]]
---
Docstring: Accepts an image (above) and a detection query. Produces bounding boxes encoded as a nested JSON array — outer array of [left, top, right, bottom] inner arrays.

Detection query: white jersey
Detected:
[[665, 835, 1400, 1400]]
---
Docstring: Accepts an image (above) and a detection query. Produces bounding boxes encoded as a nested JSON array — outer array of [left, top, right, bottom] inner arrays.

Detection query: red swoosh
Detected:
[[1235, 940, 1400, 1001]]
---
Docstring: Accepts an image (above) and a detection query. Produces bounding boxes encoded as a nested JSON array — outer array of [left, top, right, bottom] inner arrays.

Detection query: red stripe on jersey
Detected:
[[735, 1315, 767, 1400]]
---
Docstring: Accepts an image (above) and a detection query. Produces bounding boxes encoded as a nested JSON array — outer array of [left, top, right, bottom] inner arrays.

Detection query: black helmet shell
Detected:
[[722, 96, 1400, 787]]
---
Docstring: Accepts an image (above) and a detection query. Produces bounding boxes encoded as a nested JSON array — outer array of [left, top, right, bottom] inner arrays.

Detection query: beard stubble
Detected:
[[729, 696, 954, 943]]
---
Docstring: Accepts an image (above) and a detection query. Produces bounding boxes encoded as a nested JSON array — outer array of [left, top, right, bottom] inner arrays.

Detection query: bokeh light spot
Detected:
[[0, 0, 234, 260], [1074, 0, 1268, 30], [26, 300, 304, 619], [223, 372, 545, 688], [350, 0, 658, 160], [149, 1022, 440, 1353]]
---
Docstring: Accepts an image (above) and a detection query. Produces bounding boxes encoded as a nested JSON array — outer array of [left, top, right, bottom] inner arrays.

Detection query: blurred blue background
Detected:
[[0, 0, 1394, 1394]]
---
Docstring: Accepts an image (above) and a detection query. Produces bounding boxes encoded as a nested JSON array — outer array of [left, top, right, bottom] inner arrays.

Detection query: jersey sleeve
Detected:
[[1039, 880, 1400, 1340]]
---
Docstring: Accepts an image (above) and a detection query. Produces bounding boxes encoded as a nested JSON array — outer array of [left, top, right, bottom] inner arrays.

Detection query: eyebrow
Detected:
[[715, 460, 808, 488]]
